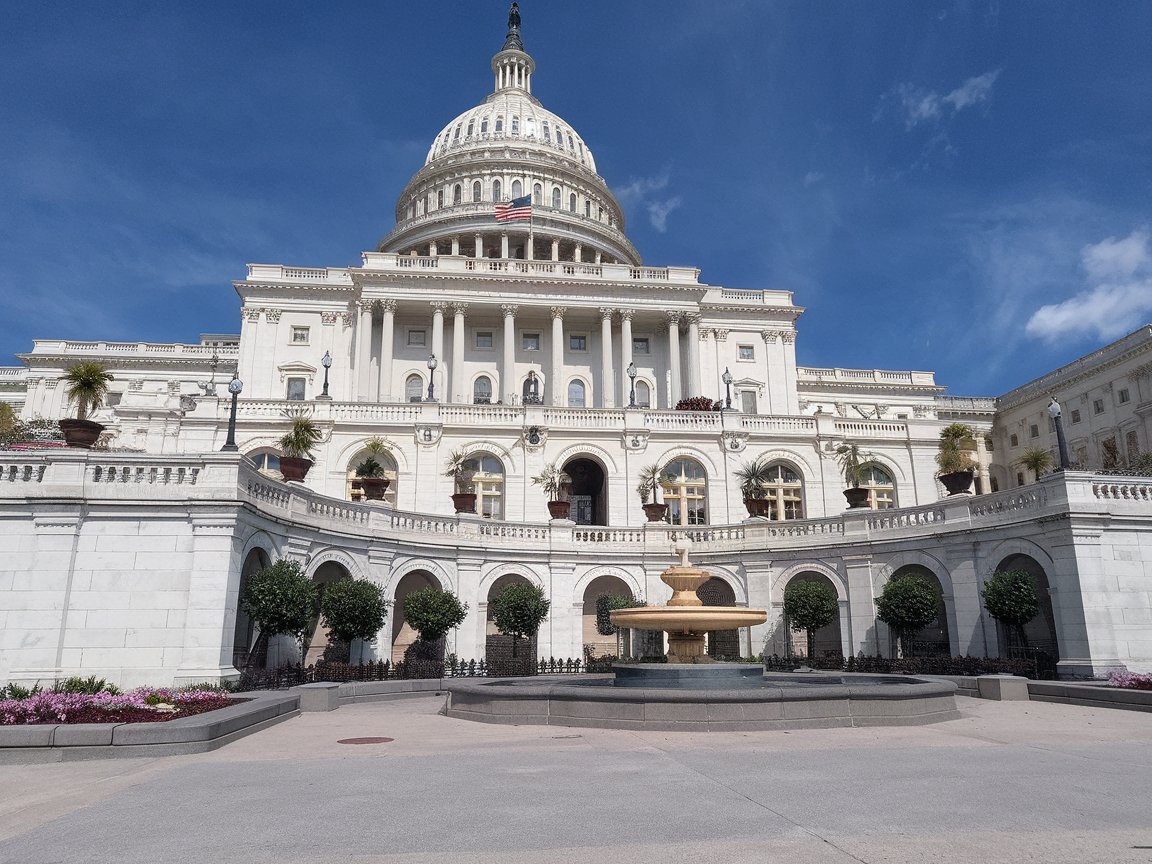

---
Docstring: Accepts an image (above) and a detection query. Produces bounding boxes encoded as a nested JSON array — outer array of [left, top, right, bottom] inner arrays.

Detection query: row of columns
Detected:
[[424, 233, 606, 264]]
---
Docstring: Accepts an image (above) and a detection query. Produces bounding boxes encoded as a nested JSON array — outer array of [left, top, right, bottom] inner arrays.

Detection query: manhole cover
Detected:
[[337, 737, 394, 745]]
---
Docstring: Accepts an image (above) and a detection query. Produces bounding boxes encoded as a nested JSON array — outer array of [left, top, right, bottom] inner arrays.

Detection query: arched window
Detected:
[[472, 181, 482, 202], [405, 374, 423, 402], [861, 464, 896, 509], [511, 115, 519, 134], [473, 376, 493, 404], [533, 183, 542, 205], [635, 380, 651, 408], [511, 179, 522, 199], [551, 188, 561, 209], [764, 463, 804, 520], [567, 379, 586, 408], [495, 116, 504, 134], [522, 373, 542, 404], [585, 200, 591, 217], [453, 184, 462, 205], [492, 179, 502, 201], [346, 449, 398, 505], [569, 192, 577, 212], [466, 120, 474, 138], [408, 203, 415, 219], [481, 118, 489, 135], [542, 121, 551, 142], [525, 117, 535, 137], [436, 190, 444, 209], [466, 453, 505, 519], [662, 458, 708, 526], [247, 451, 282, 478]]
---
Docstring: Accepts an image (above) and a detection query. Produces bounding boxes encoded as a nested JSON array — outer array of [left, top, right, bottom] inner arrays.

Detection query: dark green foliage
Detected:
[[595, 593, 643, 636], [403, 588, 468, 641], [320, 579, 390, 644], [489, 583, 550, 656], [62, 361, 114, 420], [403, 637, 447, 678], [1, 682, 43, 699], [1127, 451, 1152, 475], [355, 456, 385, 478], [981, 569, 1040, 646], [763, 653, 1046, 679], [53, 676, 120, 695], [875, 575, 940, 654], [241, 559, 317, 648], [782, 580, 839, 657], [0, 417, 62, 448]]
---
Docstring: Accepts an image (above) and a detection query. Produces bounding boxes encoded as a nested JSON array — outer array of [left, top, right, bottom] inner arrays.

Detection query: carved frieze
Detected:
[[521, 425, 548, 450], [721, 430, 749, 452], [321, 312, 338, 325], [242, 307, 261, 323], [264, 308, 283, 324], [622, 430, 650, 452], [415, 424, 442, 446]]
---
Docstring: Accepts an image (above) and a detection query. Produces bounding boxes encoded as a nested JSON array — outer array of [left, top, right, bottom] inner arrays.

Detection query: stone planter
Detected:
[[58, 418, 104, 449], [452, 492, 477, 514], [642, 502, 669, 522], [279, 457, 313, 482], [843, 487, 870, 509], [359, 477, 390, 500], [939, 470, 974, 496], [743, 498, 772, 518], [546, 500, 571, 520]]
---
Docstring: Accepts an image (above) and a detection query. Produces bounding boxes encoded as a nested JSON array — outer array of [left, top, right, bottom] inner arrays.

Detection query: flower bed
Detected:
[[1, 688, 233, 725], [1108, 670, 1152, 691]]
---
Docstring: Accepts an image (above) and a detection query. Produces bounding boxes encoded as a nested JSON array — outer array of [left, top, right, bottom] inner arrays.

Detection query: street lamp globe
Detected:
[[426, 354, 438, 401]]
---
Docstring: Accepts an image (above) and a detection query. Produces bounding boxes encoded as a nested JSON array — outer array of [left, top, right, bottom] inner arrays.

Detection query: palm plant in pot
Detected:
[[60, 362, 114, 448], [278, 414, 321, 482], [444, 448, 477, 514], [1018, 447, 1054, 483], [734, 454, 774, 518], [637, 463, 669, 522], [936, 422, 977, 495], [531, 463, 572, 520], [355, 436, 391, 500], [835, 442, 872, 509]]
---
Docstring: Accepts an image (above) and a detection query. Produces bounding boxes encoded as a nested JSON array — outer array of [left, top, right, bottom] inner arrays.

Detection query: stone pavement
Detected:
[[2, 694, 1151, 864]]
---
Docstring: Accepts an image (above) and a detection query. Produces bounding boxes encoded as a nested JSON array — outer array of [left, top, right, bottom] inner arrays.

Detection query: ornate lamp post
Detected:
[[221, 374, 243, 452], [426, 354, 438, 401], [627, 362, 637, 408], [317, 351, 332, 400], [1048, 397, 1071, 470], [722, 367, 734, 410]]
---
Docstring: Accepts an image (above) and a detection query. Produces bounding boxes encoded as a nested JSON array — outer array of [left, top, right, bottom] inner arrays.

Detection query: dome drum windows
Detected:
[[472, 180, 482, 202], [533, 183, 542, 205], [495, 116, 504, 134], [492, 179, 502, 202], [551, 187, 561, 209], [453, 184, 462, 205], [511, 116, 520, 135]]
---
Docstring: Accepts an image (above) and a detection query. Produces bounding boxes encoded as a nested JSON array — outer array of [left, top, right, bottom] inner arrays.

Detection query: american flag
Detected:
[[495, 195, 532, 222]]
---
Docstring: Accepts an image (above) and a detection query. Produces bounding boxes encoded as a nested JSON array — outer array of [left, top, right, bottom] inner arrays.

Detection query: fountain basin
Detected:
[[609, 605, 767, 632]]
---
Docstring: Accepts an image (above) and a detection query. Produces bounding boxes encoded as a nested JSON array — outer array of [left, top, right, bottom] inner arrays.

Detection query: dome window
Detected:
[[584, 200, 591, 217], [525, 117, 535, 137], [466, 121, 474, 138], [453, 125, 462, 141], [533, 183, 542, 205], [542, 122, 551, 142], [569, 193, 577, 213], [495, 116, 504, 134], [551, 188, 561, 209], [437, 190, 444, 209], [472, 181, 482, 203], [453, 184, 462, 205], [493, 179, 502, 201], [511, 180, 522, 199], [409, 203, 416, 219], [481, 118, 489, 135], [511, 116, 520, 135]]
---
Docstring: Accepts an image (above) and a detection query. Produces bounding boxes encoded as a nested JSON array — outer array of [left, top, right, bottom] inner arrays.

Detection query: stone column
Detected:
[[620, 309, 634, 407], [474, 233, 483, 258], [173, 513, 242, 685], [574, 242, 582, 263], [378, 299, 396, 402], [761, 330, 780, 414], [526, 231, 534, 260], [502, 304, 518, 403], [356, 300, 374, 400], [431, 301, 447, 400], [550, 306, 566, 407], [599, 307, 614, 408], [551, 238, 559, 261], [450, 236, 460, 255], [667, 313, 682, 405], [452, 302, 468, 403], [500, 232, 509, 259], [686, 314, 701, 397]]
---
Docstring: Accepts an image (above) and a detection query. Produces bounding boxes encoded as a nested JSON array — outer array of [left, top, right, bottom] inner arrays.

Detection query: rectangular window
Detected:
[[286, 377, 306, 400], [632, 337, 650, 355], [739, 391, 757, 414], [738, 344, 755, 361], [1010, 433, 1019, 447], [1118, 388, 1130, 404], [475, 331, 494, 349], [1071, 409, 1081, 424], [1016, 472, 1025, 487], [105, 392, 122, 407], [408, 329, 426, 347], [569, 334, 587, 352], [521, 332, 541, 351], [291, 326, 309, 344], [1093, 398, 1104, 415], [1029, 424, 1039, 438]]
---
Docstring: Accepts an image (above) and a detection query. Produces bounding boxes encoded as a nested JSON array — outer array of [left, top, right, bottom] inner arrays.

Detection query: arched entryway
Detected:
[[581, 574, 633, 657], [303, 561, 352, 665], [697, 577, 739, 659], [563, 457, 606, 525], [485, 572, 538, 669], [233, 547, 270, 669], [888, 565, 951, 656], [782, 572, 843, 660], [391, 570, 440, 663], [992, 553, 1059, 667]]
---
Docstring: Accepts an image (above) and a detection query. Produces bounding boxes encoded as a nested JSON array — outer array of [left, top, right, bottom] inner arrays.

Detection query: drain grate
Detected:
[[337, 737, 395, 745]]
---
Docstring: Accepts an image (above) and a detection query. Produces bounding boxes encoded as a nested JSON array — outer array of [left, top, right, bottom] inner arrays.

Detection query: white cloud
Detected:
[[1025, 229, 1152, 342], [942, 70, 1001, 110], [614, 170, 681, 233], [887, 69, 1001, 130], [897, 84, 943, 128], [646, 197, 682, 233], [614, 172, 670, 207]]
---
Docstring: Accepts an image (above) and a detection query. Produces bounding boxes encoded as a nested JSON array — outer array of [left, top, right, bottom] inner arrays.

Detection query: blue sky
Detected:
[[2, 1, 1150, 396]]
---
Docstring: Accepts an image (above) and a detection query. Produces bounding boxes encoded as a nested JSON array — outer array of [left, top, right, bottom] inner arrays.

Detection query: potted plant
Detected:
[[444, 448, 477, 514], [936, 422, 977, 495], [278, 414, 321, 481], [637, 463, 669, 522], [734, 454, 774, 518], [59, 362, 114, 448], [355, 456, 390, 500], [531, 463, 572, 520], [1018, 447, 1054, 483], [835, 442, 871, 509]]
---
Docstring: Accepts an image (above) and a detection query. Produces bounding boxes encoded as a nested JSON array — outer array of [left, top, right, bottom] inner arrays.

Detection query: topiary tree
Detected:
[[320, 579, 390, 663], [782, 580, 839, 658], [981, 569, 1040, 648], [875, 575, 940, 658], [490, 582, 550, 658], [240, 560, 317, 668]]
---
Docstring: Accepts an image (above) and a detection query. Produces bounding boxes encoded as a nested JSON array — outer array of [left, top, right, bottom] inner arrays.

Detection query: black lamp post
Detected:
[[1048, 397, 1071, 470], [221, 374, 243, 452], [317, 351, 332, 400], [426, 354, 438, 401], [722, 367, 734, 410], [626, 362, 637, 408]]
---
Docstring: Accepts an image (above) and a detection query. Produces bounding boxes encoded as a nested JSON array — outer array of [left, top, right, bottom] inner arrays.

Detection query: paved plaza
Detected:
[[2, 694, 1151, 864]]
